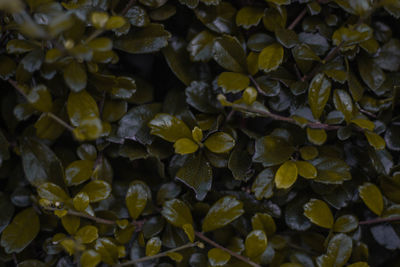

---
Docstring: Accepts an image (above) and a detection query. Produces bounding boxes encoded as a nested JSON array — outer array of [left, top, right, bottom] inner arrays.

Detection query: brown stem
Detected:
[[44, 206, 117, 225], [288, 7, 307, 30], [8, 79, 28, 98], [115, 242, 201, 267], [121, 0, 136, 15], [195, 232, 261, 267], [46, 112, 75, 132], [359, 216, 400, 225]]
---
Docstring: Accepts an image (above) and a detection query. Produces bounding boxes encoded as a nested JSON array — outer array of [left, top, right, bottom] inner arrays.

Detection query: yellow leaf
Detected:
[[307, 128, 327, 145], [364, 131, 385, 150], [173, 138, 199, 155], [295, 161, 317, 179], [359, 182, 384, 216], [303, 199, 334, 229], [182, 224, 195, 243], [275, 161, 298, 189]]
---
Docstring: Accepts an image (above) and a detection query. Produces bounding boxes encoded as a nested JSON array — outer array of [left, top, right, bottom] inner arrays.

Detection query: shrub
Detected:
[[0, 0, 400, 266]]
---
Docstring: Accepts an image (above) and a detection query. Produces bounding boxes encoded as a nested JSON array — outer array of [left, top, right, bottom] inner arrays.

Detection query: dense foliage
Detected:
[[1, 0, 400, 266]]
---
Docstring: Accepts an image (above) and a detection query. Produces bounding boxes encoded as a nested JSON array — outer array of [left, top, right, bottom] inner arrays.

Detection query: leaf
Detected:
[[311, 157, 351, 184], [285, 197, 312, 231], [0, 208, 39, 253], [350, 118, 375, 131], [176, 153, 212, 201], [64, 61, 87, 92], [61, 214, 80, 235], [235, 7, 264, 29], [204, 132, 235, 153], [253, 136, 295, 167], [162, 38, 198, 86], [306, 128, 327, 146], [321, 234, 353, 267], [65, 160, 94, 186], [275, 161, 298, 189], [37, 183, 69, 203], [80, 180, 111, 203], [20, 137, 64, 187], [187, 30, 216, 62], [365, 131, 386, 150], [385, 125, 400, 151], [185, 81, 219, 113], [295, 161, 317, 179], [146, 237, 162, 256], [333, 215, 359, 233], [212, 35, 247, 72], [358, 56, 386, 92], [258, 43, 284, 73], [276, 28, 299, 48], [148, 113, 192, 142], [332, 24, 373, 47], [67, 90, 100, 127], [333, 89, 354, 122], [174, 138, 199, 155], [202, 195, 244, 232], [95, 238, 119, 265], [0, 193, 14, 234], [80, 250, 101, 267], [126, 181, 149, 219], [75, 225, 98, 244], [208, 248, 231, 266], [359, 182, 384, 216], [183, 223, 195, 242], [303, 199, 334, 229], [114, 23, 171, 54], [27, 84, 53, 112], [167, 252, 183, 262], [252, 168, 274, 200], [299, 146, 319, 160], [308, 73, 331, 120], [73, 192, 89, 212], [194, 2, 236, 34], [370, 224, 400, 250], [245, 230, 268, 258], [217, 72, 250, 93], [251, 213, 276, 236], [228, 142, 254, 181], [161, 199, 193, 227]]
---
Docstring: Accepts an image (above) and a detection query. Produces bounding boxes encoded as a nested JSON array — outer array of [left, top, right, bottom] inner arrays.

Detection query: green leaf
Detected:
[[64, 60, 87, 92], [351, 118, 375, 131], [37, 182, 69, 203], [27, 84, 52, 112], [80, 180, 111, 203], [217, 72, 250, 93], [114, 23, 171, 54], [299, 146, 318, 160], [276, 27, 299, 48], [94, 238, 119, 265], [126, 181, 149, 219], [161, 199, 193, 227], [275, 161, 298, 189], [332, 24, 373, 47], [187, 30, 216, 62], [253, 136, 295, 167], [258, 43, 284, 73], [251, 213, 276, 236], [212, 35, 247, 72], [252, 168, 274, 200], [20, 137, 64, 187], [317, 234, 353, 267], [303, 199, 334, 229], [306, 128, 327, 146], [365, 131, 386, 150], [333, 89, 354, 123], [146, 237, 162, 256], [75, 225, 98, 244], [333, 215, 359, 233], [359, 182, 384, 216], [236, 7, 264, 29], [65, 160, 94, 186], [204, 132, 235, 153], [148, 113, 192, 142], [292, 43, 320, 61], [67, 90, 100, 127], [0, 208, 39, 253], [176, 153, 212, 200], [162, 38, 198, 86], [311, 157, 351, 184], [80, 250, 101, 267], [358, 56, 386, 92], [194, 2, 236, 34], [202, 195, 244, 232], [245, 230, 268, 258], [295, 160, 317, 179], [174, 138, 199, 155], [208, 248, 231, 266], [308, 73, 331, 120], [61, 215, 80, 236]]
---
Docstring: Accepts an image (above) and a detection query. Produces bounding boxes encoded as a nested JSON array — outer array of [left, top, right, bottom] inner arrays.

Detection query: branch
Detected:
[[46, 112, 75, 132], [115, 242, 202, 267], [288, 7, 307, 30], [359, 216, 400, 225], [195, 232, 261, 267], [121, 0, 136, 15]]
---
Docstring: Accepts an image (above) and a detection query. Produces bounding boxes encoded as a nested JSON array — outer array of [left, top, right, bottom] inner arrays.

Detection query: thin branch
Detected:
[[44, 206, 117, 225], [288, 7, 307, 30], [121, 0, 136, 15], [195, 232, 261, 267], [359, 216, 400, 225], [115, 242, 201, 267], [46, 112, 75, 132], [8, 79, 28, 98], [84, 29, 104, 44]]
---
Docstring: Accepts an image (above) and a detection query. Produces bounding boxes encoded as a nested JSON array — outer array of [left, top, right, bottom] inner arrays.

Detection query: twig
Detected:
[[195, 232, 261, 267], [8, 79, 28, 98], [121, 0, 136, 15], [356, 103, 377, 118], [44, 206, 117, 225], [288, 7, 307, 30], [115, 242, 201, 267], [84, 29, 104, 44], [46, 112, 75, 132], [359, 216, 400, 225]]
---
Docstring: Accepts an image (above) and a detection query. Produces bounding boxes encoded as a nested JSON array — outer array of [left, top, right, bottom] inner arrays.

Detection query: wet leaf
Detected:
[[303, 199, 334, 229], [359, 182, 384, 216], [217, 72, 250, 93], [148, 113, 191, 142], [212, 35, 246, 72], [146, 237, 162, 256], [275, 161, 298, 189], [258, 43, 284, 73], [80, 180, 111, 203], [208, 248, 231, 266], [65, 160, 94, 186], [333, 215, 358, 233], [253, 136, 295, 167], [75, 225, 98, 244], [64, 61, 87, 92], [126, 182, 149, 219], [236, 7, 264, 29], [161, 199, 193, 227], [245, 230, 267, 258], [204, 132, 235, 153], [308, 73, 331, 120]]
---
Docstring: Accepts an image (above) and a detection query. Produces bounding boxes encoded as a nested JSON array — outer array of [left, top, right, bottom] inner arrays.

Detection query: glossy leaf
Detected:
[[303, 199, 334, 229], [275, 161, 298, 189], [359, 182, 384, 216], [126, 182, 149, 219]]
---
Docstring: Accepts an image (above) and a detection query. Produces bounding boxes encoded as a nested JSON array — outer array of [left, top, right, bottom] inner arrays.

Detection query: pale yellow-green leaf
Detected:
[[275, 161, 298, 189], [359, 182, 384, 216], [303, 199, 334, 229]]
